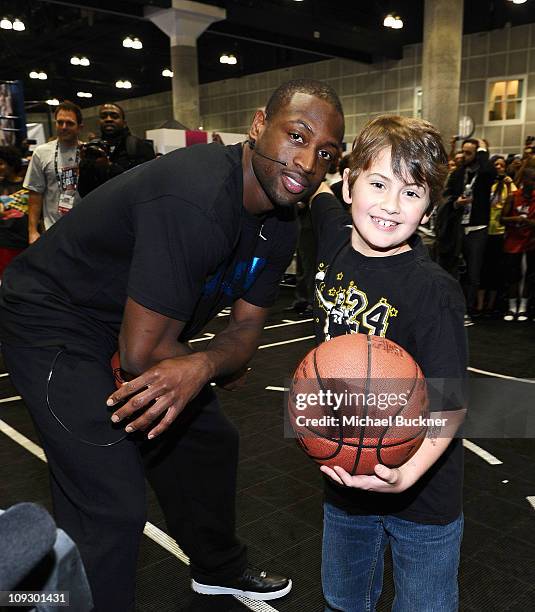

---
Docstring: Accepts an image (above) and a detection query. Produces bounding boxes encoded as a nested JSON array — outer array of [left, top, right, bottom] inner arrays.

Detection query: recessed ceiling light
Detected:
[[123, 36, 142, 50], [77, 91, 93, 98], [46, 98, 59, 106], [220, 53, 237, 65], [162, 68, 173, 77], [38, 71, 47, 80], [384, 14, 403, 29], [12, 18, 25, 31], [0, 17, 12, 30]]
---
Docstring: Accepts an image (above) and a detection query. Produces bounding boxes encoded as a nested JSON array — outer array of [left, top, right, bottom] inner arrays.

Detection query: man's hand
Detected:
[[28, 229, 40, 244], [454, 195, 472, 208], [320, 463, 410, 493], [107, 352, 212, 439]]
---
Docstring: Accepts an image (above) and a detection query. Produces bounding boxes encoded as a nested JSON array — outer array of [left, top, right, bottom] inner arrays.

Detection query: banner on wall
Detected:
[[146, 128, 247, 154], [0, 80, 27, 146]]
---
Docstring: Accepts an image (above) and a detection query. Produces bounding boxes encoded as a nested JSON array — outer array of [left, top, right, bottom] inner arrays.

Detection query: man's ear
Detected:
[[248, 108, 267, 143], [342, 167, 352, 205]]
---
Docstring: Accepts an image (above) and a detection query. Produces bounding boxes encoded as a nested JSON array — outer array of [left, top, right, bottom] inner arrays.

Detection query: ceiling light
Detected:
[[46, 98, 59, 106], [123, 36, 142, 49], [12, 18, 25, 31], [70, 56, 80, 65], [220, 53, 237, 65], [116, 80, 132, 89], [77, 91, 93, 98], [0, 17, 12, 30], [384, 14, 403, 29], [29, 71, 39, 79], [510, 0, 527, 4], [116, 80, 124, 88], [80, 57, 90, 66], [162, 68, 173, 77], [38, 71, 47, 80]]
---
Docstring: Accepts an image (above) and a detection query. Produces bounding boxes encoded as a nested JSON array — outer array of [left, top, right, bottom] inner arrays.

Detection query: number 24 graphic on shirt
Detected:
[[314, 265, 398, 339]]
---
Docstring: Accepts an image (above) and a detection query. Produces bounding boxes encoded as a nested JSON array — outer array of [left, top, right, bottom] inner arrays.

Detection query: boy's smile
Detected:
[[342, 147, 430, 257]]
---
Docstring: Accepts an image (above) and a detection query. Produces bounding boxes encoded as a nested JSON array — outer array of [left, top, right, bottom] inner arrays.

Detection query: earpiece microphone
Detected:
[[247, 139, 287, 167]]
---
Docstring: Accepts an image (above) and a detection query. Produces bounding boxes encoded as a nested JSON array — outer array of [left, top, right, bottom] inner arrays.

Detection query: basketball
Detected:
[[288, 334, 429, 475]]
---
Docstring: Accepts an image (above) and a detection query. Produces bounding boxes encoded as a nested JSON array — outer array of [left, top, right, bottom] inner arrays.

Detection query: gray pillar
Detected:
[[421, 0, 464, 143], [146, 1, 226, 129]]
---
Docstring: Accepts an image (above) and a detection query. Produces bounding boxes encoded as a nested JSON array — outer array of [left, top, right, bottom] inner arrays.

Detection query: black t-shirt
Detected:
[[311, 194, 468, 525], [0, 143, 297, 353]]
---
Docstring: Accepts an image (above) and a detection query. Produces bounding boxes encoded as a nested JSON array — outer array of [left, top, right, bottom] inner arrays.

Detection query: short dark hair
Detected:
[[99, 102, 126, 119], [54, 100, 83, 125], [462, 138, 479, 149], [264, 79, 344, 128], [347, 115, 448, 213], [0, 145, 22, 174]]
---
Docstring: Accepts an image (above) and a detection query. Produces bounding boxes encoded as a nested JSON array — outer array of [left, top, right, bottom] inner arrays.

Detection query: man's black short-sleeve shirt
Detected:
[[311, 193, 468, 525], [0, 143, 297, 351]]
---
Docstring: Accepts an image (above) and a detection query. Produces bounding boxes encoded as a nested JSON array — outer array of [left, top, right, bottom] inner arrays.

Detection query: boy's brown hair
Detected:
[[347, 115, 448, 213]]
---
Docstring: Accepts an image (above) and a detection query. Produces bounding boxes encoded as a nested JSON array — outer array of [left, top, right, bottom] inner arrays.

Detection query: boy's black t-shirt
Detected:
[[0, 143, 297, 352], [311, 193, 468, 525]]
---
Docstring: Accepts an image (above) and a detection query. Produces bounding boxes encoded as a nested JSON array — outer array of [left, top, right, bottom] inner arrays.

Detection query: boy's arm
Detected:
[[320, 408, 465, 492]]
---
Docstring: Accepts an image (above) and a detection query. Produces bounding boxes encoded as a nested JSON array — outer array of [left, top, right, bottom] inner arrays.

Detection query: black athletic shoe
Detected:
[[191, 567, 292, 600]]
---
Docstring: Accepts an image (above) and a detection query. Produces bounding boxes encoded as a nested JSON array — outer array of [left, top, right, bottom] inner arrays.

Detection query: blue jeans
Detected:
[[322, 503, 463, 612]]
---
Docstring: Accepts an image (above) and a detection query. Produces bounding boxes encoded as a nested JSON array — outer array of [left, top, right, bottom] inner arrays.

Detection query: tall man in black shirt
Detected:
[[0, 80, 345, 611], [441, 138, 495, 322]]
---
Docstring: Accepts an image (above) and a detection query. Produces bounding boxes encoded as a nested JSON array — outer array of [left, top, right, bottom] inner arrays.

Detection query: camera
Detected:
[[80, 138, 110, 160]]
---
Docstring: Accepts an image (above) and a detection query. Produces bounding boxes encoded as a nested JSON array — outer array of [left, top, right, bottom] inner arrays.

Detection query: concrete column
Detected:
[[421, 0, 464, 144], [146, 0, 225, 129]]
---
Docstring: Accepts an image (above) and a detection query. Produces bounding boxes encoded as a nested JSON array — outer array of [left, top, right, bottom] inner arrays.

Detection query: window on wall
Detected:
[[486, 78, 525, 123], [414, 88, 422, 118]]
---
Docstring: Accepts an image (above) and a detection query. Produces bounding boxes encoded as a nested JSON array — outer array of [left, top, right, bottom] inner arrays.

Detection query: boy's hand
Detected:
[[320, 463, 410, 493]]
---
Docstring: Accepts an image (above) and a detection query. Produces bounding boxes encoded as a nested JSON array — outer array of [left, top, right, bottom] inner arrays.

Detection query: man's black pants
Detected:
[[2, 344, 247, 612]]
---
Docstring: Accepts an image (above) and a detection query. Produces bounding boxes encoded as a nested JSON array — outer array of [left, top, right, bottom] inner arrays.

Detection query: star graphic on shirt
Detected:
[[336, 272, 344, 280], [390, 307, 398, 317], [328, 288, 337, 296]]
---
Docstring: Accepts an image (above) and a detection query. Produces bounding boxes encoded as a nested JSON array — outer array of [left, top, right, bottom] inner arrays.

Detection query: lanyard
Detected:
[[54, 140, 80, 192]]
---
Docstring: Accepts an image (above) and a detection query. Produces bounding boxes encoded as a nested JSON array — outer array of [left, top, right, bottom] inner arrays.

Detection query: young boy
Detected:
[[309, 115, 467, 612]]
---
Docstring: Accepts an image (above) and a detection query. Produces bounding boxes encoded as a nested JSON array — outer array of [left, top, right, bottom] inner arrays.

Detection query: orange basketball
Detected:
[[288, 334, 428, 475]]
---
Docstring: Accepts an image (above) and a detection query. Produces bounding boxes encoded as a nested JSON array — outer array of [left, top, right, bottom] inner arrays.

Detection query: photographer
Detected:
[[78, 103, 155, 197]]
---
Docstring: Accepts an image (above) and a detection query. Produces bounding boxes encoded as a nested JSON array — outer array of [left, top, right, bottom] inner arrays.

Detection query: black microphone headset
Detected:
[[247, 138, 287, 167]]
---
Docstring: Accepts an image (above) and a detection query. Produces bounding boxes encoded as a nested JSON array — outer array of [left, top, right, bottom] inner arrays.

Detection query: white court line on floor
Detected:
[[0, 395, 21, 403], [527, 496, 535, 511], [0, 419, 281, 612], [462, 440, 503, 465], [189, 319, 313, 344], [259, 335, 314, 350], [467, 367, 535, 384]]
